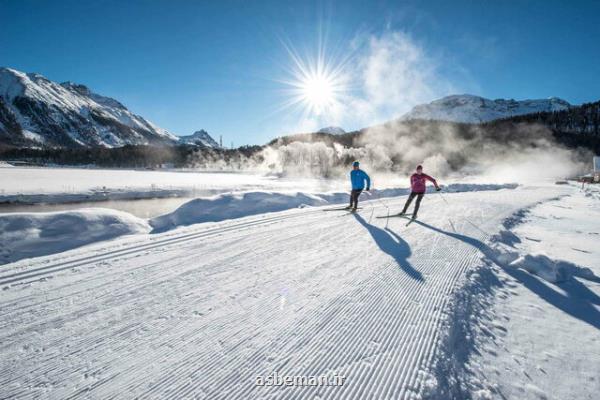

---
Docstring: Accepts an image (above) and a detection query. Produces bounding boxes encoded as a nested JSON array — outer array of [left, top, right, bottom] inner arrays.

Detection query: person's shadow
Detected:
[[353, 213, 424, 282], [412, 219, 600, 330]]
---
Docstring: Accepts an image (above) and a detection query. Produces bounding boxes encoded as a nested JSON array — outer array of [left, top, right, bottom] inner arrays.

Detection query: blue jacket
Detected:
[[350, 169, 370, 190]]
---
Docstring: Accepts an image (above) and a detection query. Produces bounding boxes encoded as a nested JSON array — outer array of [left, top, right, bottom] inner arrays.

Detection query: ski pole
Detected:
[[436, 188, 457, 233], [437, 188, 489, 236], [437, 188, 450, 205], [361, 189, 376, 223], [373, 188, 391, 227]]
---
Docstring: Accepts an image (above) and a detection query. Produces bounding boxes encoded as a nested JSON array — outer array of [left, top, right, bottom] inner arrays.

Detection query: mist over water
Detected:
[[191, 120, 588, 186]]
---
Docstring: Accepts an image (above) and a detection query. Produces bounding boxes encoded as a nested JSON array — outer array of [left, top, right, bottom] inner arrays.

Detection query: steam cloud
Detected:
[[257, 121, 589, 184], [191, 31, 589, 184]]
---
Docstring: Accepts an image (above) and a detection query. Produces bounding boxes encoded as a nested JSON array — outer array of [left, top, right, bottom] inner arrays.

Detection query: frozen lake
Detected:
[[0, 197, 197, 218], [0, 166, 355, 217], [0, 166, 347, 195]]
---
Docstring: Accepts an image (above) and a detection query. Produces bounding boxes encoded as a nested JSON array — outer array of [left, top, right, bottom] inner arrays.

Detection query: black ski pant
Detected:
[[401, 192, 424, 218], [349, 189, 363, 209]]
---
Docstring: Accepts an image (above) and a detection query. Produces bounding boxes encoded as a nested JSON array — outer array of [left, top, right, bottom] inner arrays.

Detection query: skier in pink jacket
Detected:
[[399, 165, 441, 219]]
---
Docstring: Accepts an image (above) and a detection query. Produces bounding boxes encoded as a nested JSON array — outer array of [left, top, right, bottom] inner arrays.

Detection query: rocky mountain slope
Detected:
[[0, 67, 177, 148]]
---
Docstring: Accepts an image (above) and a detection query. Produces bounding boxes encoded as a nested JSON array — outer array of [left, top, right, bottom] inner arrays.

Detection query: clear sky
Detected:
[[1, 0, 599, 145]]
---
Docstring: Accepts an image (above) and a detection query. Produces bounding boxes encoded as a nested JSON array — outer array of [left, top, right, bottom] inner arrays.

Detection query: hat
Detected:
[[353, 161, 360, 167], [416, 165, 423, 170]]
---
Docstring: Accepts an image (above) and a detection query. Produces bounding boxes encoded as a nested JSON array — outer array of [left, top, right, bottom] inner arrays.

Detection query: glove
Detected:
[[435, 186, 441, 191]]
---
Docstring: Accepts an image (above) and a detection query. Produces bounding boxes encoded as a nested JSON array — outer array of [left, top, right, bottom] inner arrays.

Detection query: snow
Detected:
[[0, 208, 150, 264], [0, 166, 516, 205], [0, 179, 597, 399], [177, 129, 220, 147], [0, 167, 346, 203], [20, 129, 46, 144], [318, 126, 346, 135], [0, 67, 26, 99], [150, 183, 516, 232], [2, 182, 591, 399], [401, 94, 571, 123], [150, 191, 332, 232], [437, 184, 600, 399]]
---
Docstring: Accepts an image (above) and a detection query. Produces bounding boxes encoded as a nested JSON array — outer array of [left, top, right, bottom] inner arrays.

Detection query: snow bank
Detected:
[[0, 209, 150, 265], [509, 254, 570, 283], [489, 235, 587, 284], [150, 183, 517, 232], [149, 191, 333, 232], [490, 230, 596, 284]]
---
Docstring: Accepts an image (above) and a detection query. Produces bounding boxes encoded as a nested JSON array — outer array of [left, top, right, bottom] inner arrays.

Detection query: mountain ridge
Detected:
[[400, 94, 572, 123], [0, 67, 585, 151], [0, 67, 177, 148]]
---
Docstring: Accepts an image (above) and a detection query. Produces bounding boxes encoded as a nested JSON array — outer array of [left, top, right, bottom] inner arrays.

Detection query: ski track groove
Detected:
[[1, 207, 364, 397], [0, 187, 562, 399], [0, 208, 326, 287], [0, 210, 349, 342]]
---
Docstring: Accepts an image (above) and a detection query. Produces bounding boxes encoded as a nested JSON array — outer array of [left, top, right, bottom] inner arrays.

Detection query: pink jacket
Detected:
[[410, 173, 437, 194]]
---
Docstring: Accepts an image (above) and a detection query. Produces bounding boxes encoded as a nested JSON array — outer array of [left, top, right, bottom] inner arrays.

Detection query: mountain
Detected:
[[318, 126, 346, 135], [0, 67, 177, 148], [177, 130, 220, 148], [401, 94, 571, 123]]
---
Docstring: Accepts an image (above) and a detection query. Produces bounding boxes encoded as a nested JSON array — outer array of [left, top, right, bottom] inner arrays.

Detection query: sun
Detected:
[[300, 73, 336, 114], [276, 40, 351, 121]]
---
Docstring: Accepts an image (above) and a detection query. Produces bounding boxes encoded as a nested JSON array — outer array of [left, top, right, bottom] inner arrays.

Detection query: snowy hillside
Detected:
[[0, 67, 178, 148], [318, 126, 346, 135], [177, 129, 220, 147], [401, 94, 571, 123]]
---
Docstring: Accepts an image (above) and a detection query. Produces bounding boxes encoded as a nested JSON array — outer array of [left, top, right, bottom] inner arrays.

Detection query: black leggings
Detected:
[[349, 189, 363, 208], [401, 192, 424, 217]]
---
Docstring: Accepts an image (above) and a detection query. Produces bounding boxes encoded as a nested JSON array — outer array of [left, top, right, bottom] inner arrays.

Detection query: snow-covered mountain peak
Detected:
[[401, 94, 571, 123], [0, 67, 178, 147], [318, 126, 346, 135], [178, 129, 220, 148]]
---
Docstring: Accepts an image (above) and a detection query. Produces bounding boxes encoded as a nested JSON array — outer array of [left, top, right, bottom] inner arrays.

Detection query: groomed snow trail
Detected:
[[0, 186, 565, 399]]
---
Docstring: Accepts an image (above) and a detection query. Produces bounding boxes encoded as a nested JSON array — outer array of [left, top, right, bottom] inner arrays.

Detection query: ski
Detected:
[[323, 207, 362, 211], [376, 213, 408, 219], [375, 214, 417, 225]]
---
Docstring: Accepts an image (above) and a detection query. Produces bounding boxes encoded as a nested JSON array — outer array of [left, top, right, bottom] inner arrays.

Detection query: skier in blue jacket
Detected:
[[348, 161, 370, 211]]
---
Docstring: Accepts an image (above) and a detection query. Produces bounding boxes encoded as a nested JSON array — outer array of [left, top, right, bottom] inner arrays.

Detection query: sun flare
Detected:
[[300, 73, 336, 114], [278, 41, 351, 120]]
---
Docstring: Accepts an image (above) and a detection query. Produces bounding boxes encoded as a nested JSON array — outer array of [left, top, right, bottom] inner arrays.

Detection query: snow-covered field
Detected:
[[0, 183, 515, 264], [0, 167, 350, 204], [1, 181, 598, 399], [448, 185, 600, 400]]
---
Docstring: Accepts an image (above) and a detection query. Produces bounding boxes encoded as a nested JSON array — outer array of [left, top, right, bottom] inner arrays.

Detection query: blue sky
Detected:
[[1, 0, 599, 145]]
